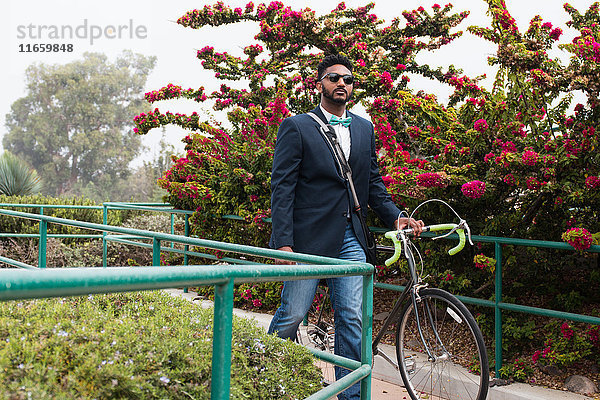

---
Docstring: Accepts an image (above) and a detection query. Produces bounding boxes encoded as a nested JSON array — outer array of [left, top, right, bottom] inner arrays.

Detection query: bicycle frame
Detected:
[[372, 229, 454, 366]]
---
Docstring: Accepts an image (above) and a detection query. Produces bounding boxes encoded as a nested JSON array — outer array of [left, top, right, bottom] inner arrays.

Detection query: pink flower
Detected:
[[550, 27, 563, 40], [526, 177, 540, 190], [379, 71, 394, 90], [562, 227, 593, 251], [532, 350, 541, 363], [416, 172, 446, 188], [585, 176, 600, 189], [252, 299, 262, 307], [474, 119, 488, 133], [561, 322, 574, 340], [396, 63, 407, 71], [461, 180, 486, 199], [522, 150, 538, 166], [502, 141, 516, 152], [474, 254, 495, 270], [503, 174, 516, 186]]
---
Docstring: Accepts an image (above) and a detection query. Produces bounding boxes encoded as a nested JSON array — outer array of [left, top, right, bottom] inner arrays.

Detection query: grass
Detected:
[[0, 291, 322, 399]]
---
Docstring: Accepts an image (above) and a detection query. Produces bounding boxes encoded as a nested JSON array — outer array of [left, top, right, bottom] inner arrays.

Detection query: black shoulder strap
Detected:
[[307, 112, 362, 213]]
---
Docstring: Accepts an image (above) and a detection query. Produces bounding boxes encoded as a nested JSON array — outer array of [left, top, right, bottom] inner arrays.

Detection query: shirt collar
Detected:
[[319, 104, 347, 122]]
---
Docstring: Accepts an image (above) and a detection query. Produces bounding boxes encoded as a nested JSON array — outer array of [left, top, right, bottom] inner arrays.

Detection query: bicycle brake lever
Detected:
[[459, 219, 474, 246], [431, 225, 458, 241]]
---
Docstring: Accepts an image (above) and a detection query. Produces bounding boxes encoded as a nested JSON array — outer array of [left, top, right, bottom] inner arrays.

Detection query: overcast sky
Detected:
[[2, 0, 594, 165]]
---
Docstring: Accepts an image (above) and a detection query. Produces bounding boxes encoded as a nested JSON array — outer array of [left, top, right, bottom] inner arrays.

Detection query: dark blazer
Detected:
[[270, 106, 401, 258]]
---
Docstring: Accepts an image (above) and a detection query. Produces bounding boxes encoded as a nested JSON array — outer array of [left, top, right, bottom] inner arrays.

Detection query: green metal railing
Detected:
[[0, 207, 374, 400]]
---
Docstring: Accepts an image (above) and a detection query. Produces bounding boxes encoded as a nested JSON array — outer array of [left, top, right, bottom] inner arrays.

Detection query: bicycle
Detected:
[[300, 200, 489, 400]]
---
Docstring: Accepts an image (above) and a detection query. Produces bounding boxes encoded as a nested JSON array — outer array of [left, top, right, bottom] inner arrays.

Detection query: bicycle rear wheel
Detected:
[[395, 288, 489, 400]]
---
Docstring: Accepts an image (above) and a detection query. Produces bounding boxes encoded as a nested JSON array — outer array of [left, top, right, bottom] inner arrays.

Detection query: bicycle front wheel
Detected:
[[395, 288, 489, 400]]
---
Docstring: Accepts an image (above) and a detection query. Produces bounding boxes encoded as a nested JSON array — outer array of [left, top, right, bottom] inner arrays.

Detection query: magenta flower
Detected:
[[522, 150, 538, 166], [502, 141, 516, 152], [416, 172, 446, 188], [550, 27, 563, 40], [585, 176, 600, 189], [503, 174, 516, 186], [562, 227, 593, 251], [379, 71, 394, 90], [461, 180, 486, 199], [561, 322, 574, 340], [474, 119, 488, 133], [473, 254, 495, 270], [526, 177, 540, 190]]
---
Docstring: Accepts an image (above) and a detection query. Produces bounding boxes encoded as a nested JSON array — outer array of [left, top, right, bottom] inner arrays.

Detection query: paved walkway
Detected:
[[165, 289, 592, 400]]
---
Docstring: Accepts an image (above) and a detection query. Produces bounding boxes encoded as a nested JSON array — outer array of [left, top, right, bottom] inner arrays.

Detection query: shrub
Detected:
[[0, 291, 322, 399], [0, 194, 129, 238], [533, 320, 595, 369], [0, 152, 42, 196], [0, 208, 184, 269]]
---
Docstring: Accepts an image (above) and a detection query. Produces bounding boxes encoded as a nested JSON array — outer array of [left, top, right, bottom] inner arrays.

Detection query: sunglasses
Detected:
[[320, 73, 354, 85]]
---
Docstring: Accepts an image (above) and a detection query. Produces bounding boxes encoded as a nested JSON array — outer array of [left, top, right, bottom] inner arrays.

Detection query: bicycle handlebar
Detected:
[[384, 223, 466, 267]]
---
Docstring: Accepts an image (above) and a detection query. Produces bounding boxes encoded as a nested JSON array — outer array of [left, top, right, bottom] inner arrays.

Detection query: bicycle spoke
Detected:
[[396, 289, 489, 400]]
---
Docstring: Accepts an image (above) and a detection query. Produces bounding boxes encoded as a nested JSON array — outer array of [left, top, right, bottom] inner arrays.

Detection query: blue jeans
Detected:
[[268, 223, 365, 400]]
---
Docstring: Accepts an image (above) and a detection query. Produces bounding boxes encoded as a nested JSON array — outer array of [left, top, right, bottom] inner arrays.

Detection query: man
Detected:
[[268, 54, 423, 400]]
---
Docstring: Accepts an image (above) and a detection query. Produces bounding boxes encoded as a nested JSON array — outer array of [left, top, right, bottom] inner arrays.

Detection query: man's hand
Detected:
[[275, 246, 296, 265], [395, 217, 425, 236]]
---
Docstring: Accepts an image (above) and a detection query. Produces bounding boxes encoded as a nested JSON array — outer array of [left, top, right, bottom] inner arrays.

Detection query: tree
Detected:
[[134, 1, 599, 301], [4, 51, 156, 196], [77, 133, 176, 203], [0, 152, 42, 196]]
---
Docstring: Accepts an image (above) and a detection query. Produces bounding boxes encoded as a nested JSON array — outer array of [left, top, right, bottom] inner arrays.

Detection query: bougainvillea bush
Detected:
[[134, 0, 599, 343]]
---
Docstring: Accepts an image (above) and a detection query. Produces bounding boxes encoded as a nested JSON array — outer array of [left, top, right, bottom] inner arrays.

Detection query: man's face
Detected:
[[317, 64, 354, 105]]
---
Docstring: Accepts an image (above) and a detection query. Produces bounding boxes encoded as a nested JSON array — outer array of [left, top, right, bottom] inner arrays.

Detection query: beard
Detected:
[[322, 85, 352, 104]]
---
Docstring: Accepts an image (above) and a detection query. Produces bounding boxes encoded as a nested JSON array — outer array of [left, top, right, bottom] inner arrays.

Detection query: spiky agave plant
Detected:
[[0, 152, 42, 196]]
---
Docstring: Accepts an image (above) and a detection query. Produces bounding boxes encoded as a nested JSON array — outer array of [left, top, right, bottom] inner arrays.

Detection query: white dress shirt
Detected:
[[320, 104, 351, 162]]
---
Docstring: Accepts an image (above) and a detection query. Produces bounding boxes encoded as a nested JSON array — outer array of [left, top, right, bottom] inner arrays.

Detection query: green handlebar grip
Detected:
[[384, 231, 401, 266], [429, 224, 465, 255]]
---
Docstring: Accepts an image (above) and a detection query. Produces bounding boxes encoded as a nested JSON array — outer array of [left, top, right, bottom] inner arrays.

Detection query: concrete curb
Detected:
[[164, 289, 592, 400]]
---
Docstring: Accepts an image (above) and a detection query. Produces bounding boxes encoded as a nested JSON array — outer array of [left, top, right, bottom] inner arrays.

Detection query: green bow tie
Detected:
[[329, 115, 352, 127]]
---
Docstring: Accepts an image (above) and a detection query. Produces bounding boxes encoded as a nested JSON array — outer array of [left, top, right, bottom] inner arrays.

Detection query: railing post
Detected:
[[102, 204, 108, 268], [170, 213, 175, 248], [494, 241, 503, 377], [184, 214, 190, 267], [360, 271, 373, 400], [38, 219, 47, 268], [211, 279, 234, 400], [153, 238, 161, 266], [183, 214, 190, 293]]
